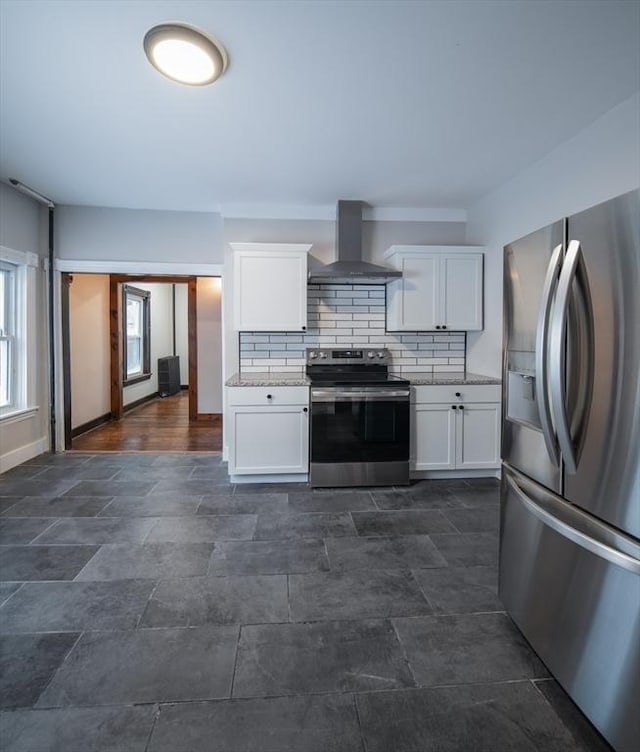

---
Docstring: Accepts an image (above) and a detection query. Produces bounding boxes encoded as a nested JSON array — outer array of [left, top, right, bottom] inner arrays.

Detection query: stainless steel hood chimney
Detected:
[[307, 200, 402, 284]]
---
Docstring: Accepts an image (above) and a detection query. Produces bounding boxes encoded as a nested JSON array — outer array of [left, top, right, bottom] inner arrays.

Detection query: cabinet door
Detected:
[[456, 403, 501, 469], [412, 403, 456, 470], [230, 406, 309, 474], [386, 254, 438, 331], [234, 250, 307, 331], [442, 254, 483, 330]]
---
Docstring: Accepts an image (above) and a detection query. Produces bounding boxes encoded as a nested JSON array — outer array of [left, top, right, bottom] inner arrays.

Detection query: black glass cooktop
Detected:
[[307, 369, 410, 387]]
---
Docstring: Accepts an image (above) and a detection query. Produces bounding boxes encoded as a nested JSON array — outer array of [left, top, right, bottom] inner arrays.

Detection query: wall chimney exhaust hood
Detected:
[[307, 200, 402, 284]]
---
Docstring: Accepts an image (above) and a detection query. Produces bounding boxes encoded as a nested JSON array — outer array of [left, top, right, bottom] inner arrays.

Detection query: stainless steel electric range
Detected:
[[306, 348, 410, 488]]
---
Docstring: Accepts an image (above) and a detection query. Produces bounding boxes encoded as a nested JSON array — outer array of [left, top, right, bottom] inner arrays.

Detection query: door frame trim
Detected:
[[109, 274, 199, 422]]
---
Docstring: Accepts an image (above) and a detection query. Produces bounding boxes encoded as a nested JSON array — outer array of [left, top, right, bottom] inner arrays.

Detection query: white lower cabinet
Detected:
[[227, 386, 309, 475], [412, 384, 501, 472], [413, 403, 456, 470]]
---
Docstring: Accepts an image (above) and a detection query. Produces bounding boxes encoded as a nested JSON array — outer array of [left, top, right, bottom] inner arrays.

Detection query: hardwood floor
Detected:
[[71, 392, 222, 452]]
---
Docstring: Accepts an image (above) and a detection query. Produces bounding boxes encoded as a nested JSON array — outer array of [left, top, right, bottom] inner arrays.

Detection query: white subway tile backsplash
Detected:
[[434, 364, 465, 373], [336, 289, 369, 297], [243, 335, 270, 343], [239, 283, 467, 374], [251, 358, 287, 366], [352, 328, 378, 337], [270, 335, 303, 343], [354, 313, 385, 321]]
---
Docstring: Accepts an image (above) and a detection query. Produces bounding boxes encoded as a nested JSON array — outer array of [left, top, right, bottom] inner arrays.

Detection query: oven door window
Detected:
[[311, 399, 409, 463]]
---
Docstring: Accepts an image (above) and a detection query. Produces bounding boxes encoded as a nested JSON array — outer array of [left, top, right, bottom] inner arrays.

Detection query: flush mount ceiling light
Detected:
[[144, 23, 228, 86]]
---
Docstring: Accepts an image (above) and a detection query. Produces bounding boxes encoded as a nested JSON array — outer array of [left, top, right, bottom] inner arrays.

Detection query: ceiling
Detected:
[[1, 0, 638, 215]]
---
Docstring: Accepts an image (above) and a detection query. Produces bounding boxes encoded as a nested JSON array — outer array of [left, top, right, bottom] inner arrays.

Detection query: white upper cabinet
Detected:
[[384, 246, 484, 331], [231, 243, 311, 331]]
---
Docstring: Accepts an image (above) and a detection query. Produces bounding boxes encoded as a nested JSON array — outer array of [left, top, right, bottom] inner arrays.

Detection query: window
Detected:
[[123, 285, 151, 385], [0, 247, 38, 421], [0, 261, 16, 408]]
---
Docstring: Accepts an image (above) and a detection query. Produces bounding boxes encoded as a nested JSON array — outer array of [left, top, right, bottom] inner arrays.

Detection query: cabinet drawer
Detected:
[[227, 386, 309, 406], [413, 384, 501, 404]]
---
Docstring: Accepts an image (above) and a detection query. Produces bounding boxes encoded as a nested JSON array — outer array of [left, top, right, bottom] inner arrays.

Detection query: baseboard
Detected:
[[123, 392, 159, 413], [410, 468, 501, 480], [195, 413, 222, 423], [0, 436, 48, 474], [231, 473, 308, 484], [71, 412, 112, 438]]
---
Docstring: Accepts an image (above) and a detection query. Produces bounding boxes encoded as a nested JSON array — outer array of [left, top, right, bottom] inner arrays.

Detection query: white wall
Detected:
[[123, 283, 173, 406], [0, 183, 49, 470], [67, 277, 195, 422], [197, 277, 223, 414], [465, 92, 640, 377], [69, 274, 110, 428], [55, 205, 224, 264]]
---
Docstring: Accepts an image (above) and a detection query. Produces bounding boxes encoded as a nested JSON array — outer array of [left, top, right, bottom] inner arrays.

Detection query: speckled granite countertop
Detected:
[[407, 372, 501, 385], [226, 372, 310, 387], [226, 371, 500, 387]]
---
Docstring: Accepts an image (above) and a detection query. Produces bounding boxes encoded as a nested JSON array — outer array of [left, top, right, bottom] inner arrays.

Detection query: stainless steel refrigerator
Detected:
[[500, 189, 639, 752]]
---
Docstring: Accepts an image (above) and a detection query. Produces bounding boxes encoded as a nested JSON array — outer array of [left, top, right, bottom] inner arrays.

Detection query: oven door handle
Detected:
[[311, 389, 410, 401]]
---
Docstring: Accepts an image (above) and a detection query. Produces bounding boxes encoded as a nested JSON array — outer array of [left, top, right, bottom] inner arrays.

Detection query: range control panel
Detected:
[[306, 348, 391, 365]]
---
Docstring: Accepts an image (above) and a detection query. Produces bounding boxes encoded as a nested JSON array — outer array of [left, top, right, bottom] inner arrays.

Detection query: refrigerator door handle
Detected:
[[505, 471, 640, 574], [548, 239, 584, 474], [534, 243, 563, 464]]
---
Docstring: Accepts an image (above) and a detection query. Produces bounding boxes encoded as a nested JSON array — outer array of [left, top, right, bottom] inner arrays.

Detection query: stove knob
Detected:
[[308, 351, 318, 360], [320, 352, 328, 359], [367, 351, 376, 359], [377, 351, 386, 359]]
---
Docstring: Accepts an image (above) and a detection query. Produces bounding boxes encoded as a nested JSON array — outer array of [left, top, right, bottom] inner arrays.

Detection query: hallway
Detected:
[[71, 392, 222, 453]]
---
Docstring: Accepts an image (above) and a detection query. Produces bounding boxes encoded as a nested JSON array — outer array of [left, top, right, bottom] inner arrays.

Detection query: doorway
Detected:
[[60, 272, 222, 451]]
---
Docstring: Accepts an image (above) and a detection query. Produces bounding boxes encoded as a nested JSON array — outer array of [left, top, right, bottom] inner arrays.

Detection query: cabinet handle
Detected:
[[302, 326, 306, 331], [455, 392, 461, 397], [459, 405, 464, 410], [451, 405, 457, 410], [442, 325, 447, 329], [266, 394, 272, 400], [435, 325, 441, 330], [303, 407, 308, 413]]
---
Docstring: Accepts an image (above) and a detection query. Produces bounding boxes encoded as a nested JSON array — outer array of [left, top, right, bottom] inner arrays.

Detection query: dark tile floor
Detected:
[[0, 453, 613, 752]]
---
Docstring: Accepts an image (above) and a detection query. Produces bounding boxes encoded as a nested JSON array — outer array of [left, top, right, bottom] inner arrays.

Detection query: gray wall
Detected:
[[0, 181, 46, 254], [466, 92, 640, 377], [55, 205, 224, 264], [0, 182, 50, 467], [55, 204, 225, 425]]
